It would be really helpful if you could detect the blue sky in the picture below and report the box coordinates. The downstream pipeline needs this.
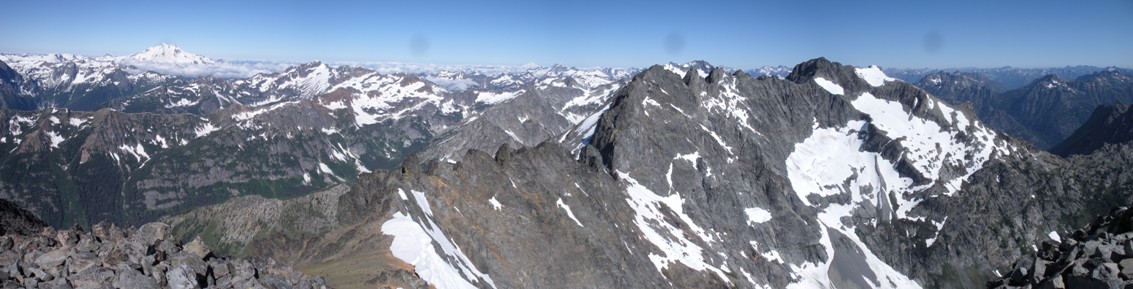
[2,0,1131,68]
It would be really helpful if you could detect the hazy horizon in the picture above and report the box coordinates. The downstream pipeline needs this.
[3,0,1132,69]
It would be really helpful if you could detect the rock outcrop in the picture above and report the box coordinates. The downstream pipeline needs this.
[989,202,1133,288]
[0,221,328,288]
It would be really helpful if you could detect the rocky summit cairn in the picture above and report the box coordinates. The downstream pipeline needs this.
[0,222,328,289]
[989,203,1133,289]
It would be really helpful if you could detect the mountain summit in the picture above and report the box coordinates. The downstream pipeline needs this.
[127,43,218,65]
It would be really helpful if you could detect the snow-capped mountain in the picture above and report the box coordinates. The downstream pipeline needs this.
[0,46,650,228]
[124,43,218,65]
[13,45,1133,289]
[155,58,1133,289]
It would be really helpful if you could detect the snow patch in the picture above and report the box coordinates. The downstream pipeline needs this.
[66,116,86,126]
[571,104,611,157]
[194,122,219,137]
[619,171,729,283]
[118,143,149,163]
[556,198,584,227]
[813,77,844,95]
[381,189,498,289]
[744,208,772,224]
[489,196,503,211]
[475,90,523,105]
[45,131,65,148]
[854,65,895,87]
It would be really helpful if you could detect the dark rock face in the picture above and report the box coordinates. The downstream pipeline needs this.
[0,198,46,236]
[988,203,1133,289]
[0,60,36,111]
[1051,102,1133,157]
[0,221,328,288]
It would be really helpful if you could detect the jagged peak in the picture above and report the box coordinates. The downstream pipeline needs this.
[785,57,842,83]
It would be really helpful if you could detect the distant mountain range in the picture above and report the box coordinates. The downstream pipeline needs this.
[4,44,1133,289]
[0,45,731,227]
[914,68,1133,149]
[887,66,1133,90]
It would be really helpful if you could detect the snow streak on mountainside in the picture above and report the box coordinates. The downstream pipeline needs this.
[783,67,1012,289]
[158,57,1133,289]
[359,58,1025,289]
[548,58,1031,289]
[0,45,661,228]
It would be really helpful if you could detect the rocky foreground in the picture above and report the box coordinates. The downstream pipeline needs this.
[0,222,329,289]
[989,203,1133,288]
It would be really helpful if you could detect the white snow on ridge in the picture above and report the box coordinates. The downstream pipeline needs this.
[571,104,611,157]
[782,89,1008,288]
[618,171,728,283]
[45,131,65,148]
[475,90,523,105]
[165,98,199,108]
[381,189,498,289]
[703,77,758,134]
[561,84,619,124]
[851,92,1000,198]
[855,65,896,87]
[194,122,219,137]
[67,117,87,127]
[813,77,844,95]
[296,63,334,97]
[786,120,913,208]
[332,74,446,126]
[382,212,480,289]
[118,143,150,162]
[556,198,584,227]
[744,208,772,224]
[489,196,503,211]
[663,63,688,78]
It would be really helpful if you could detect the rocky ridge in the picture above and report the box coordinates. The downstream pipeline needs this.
[0,221,328,289]
[162,57,1133,289]
[988,202,1133,288]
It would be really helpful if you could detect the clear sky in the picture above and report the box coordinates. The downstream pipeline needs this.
[2,0,1131,68]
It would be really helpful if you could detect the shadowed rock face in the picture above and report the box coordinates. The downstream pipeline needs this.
[165,58,1133,289]
[0,198,46,236]
[1052,102,1133,157]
